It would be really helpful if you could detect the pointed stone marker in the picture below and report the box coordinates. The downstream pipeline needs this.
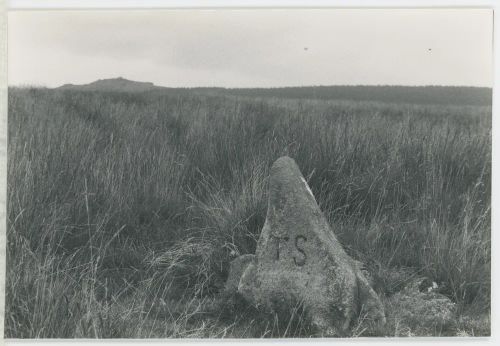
[227,156,385,336]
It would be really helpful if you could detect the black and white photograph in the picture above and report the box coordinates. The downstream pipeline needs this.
[3,6,493,338]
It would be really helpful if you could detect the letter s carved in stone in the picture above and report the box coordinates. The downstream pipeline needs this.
[294,235,307,266]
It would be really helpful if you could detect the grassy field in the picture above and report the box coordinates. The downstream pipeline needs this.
[5,87,491,337]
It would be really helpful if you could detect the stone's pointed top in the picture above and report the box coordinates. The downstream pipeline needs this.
[270,156,302,177]
[267,156,319,221]
[272,157,315,198]
[272,155,296,167]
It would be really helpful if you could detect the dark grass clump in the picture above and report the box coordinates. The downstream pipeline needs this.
[5,87,490,337]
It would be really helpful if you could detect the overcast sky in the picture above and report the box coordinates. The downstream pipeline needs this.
[8,9,493,88]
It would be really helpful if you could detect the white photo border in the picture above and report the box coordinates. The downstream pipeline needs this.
[1,1,497,345]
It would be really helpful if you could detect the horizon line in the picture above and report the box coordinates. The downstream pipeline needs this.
[7,79,494,90]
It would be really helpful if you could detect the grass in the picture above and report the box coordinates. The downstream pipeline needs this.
[4,87,491,337]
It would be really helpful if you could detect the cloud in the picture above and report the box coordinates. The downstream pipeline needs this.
[8,9,493,87]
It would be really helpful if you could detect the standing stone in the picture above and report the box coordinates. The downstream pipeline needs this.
[227,156,385,336]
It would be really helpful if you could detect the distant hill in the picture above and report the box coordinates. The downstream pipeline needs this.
[220,85,492,106]
[54,78,492,106]
[57,77,163,93]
